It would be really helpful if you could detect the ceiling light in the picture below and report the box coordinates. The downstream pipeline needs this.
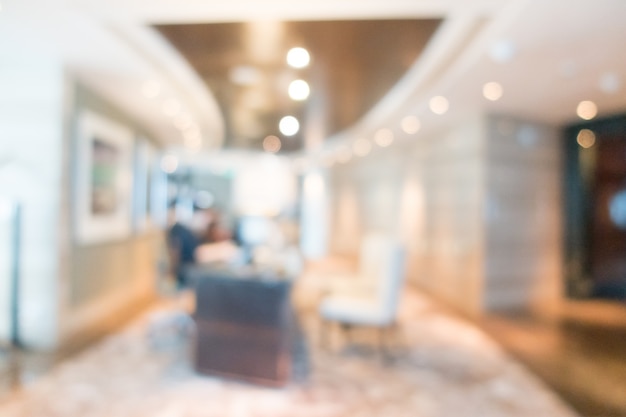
[600,72,621,94]
[279,116,299,136]
[353,138,371,157]
[429,96,449,115]
[162,99,180,117]
[287,47,310,68]
[263,135,282,153]
[489,39,516,63]
[483,82,503,101]
[160,155,179,174]
[401,116,420,134]
[374,128,394,147]
[229,65,261,86]
[288,79,310,101]
[141,80,161,99]
[577,129,596,148]
[576,100,597,120]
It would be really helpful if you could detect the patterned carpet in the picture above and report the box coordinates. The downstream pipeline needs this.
[0,290,579,417]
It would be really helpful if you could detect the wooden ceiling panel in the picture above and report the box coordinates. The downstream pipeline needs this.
[155,19,441,151]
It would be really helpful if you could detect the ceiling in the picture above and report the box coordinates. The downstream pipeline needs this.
[2,0,626,158]
[155,20,440,152]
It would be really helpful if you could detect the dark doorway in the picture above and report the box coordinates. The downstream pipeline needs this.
[564,114,626,299]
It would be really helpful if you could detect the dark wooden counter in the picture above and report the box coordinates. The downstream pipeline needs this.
[188,266,293,386]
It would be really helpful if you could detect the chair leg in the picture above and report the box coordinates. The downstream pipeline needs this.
[341,323,352,346]
[319,318,329,350]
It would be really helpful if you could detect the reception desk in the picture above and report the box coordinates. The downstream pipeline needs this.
[188,266,293,386]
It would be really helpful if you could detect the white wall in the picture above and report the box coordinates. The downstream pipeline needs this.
[328,114,563,315]
[0,47,65,348]
[483,115,563,312]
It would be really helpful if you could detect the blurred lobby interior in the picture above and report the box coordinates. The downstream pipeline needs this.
[1,0,626,416]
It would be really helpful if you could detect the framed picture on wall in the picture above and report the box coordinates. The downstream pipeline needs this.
[149,151,168,229]
[133,138,153,232]
[75,111,134,244]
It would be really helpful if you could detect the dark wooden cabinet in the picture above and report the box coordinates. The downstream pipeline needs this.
[189,267,293,386]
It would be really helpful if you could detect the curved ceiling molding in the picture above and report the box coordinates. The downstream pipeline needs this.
[109,21,225,149]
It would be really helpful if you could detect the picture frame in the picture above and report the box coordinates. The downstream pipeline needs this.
[133,138,153,232]
[149,151,168,229]
[74,111,134,244]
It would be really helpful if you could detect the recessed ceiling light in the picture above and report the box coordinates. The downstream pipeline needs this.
[401,116,420,134]
[288,79,310,101]
[279,116,299,136]
[263,135,282,153]
[429,96,449,115]
[374,128,394,147]
[353,138,371,157]
[577,129,596,148]
[287,47,310,68]
[483,82,503,101]
[576,100,597,120]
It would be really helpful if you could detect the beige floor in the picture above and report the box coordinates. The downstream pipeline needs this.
[0,277,578,417]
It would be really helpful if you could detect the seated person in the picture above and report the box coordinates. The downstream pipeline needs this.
[166,204,199,289]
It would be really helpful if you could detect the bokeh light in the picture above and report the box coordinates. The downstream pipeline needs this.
[577,129,596,148]
[483,82,503,101]
[401,115,420,134]
[288,80,310,101]
[577,100,597,120]
[287,47,310,68]
[263,135,282,153]
[279,116,300,136]
[429,96,449,115]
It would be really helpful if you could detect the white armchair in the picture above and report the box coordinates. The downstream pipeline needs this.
[319,236,407,352]
[324,234,398,296]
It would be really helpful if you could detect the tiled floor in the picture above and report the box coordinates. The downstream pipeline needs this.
[0,287,577,417]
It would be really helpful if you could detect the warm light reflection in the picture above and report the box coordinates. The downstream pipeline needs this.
[288,79,310,101]
[263,135,281,153]
[577,129,596,148]
[353,138,371,157]
[161,154,178,173]
[429,96,449,115]
[401,115,420,134]
[141,80,160,99]
[483,82,503,101]
[577,100,597,120]
[162,99,180,117]
[287,47,310,68]
[279,116,299,136]
[374,128,394,147]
